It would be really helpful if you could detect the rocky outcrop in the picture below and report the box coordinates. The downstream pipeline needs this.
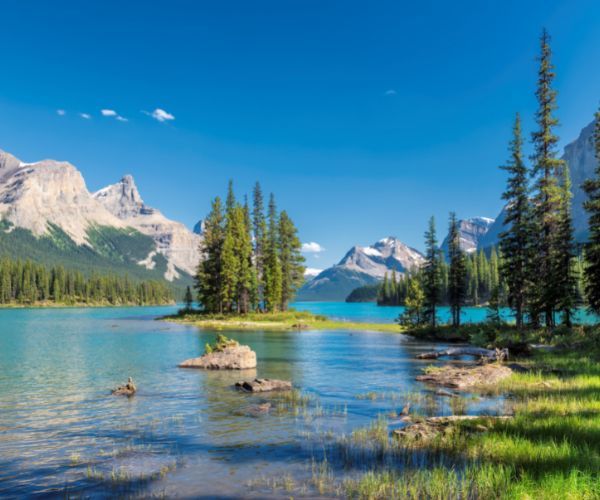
[93,175,202,280]
[235,378,292,392]
[415,363,513,390]
[441,216,494,255]
[112,377,137,397]
[178,345,257,370]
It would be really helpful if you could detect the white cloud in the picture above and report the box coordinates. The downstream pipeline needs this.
[57,109,66,116]
[101,109,118,117]
[79,113,91,119]
[146,108,175,122]
[304,267,323,278]
[384,89,397,96]
[302,242,325,253]
[115,115,128,122]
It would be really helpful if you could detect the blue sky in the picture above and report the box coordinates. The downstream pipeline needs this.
[0,1,599,269]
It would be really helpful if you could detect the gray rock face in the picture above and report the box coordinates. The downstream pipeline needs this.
[297,236,424,301]
[111,377,137,397]
[94,176,202,280]
[235,378,292,392]
[441,216,494,255]
[178,345,257,370]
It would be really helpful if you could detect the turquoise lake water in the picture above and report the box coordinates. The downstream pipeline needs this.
[0,303,547,497]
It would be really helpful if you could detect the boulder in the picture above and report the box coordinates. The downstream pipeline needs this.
[112,377,137,397]
[235,378,292,392]
[178,345,256,370]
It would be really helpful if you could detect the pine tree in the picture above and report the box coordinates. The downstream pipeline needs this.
[582,107,600,314]
[447,212,467,327]
[423,216,441,328]
[184,286,194,311]
[252,182,267,310]
[398,277,425,326]
[196,197,225,313]
[499,113,532,329]
[530,29,564,328]
[278,210,305,310]
[263,194,282,312]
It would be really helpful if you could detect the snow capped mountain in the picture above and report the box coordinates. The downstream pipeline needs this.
[441,216,495,255]
[0,149,200,282]
[93,175,202,280]
[297,236,424,301]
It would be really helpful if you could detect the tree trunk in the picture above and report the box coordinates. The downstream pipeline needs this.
[416,346,509,361]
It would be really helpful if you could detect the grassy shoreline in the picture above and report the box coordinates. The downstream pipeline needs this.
[161,309,403,333]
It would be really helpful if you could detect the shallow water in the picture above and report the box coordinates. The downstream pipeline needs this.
[0,304,510,498]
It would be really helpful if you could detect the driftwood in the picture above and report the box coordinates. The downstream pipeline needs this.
[417,347,509,362]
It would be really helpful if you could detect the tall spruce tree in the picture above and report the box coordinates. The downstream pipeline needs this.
[423,216,441,328]
[447,212,467,327]
[263,193,282,312]
[196,197,225,313]
[530,29,564,328]
[499,113,532,329]
[252,182,267,309]
[555,163,578,326]
[582,108,600,313]
[278,210,305,310]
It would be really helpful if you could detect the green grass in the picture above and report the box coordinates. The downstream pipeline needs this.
[336,348,600,499]
[164,309,403,333]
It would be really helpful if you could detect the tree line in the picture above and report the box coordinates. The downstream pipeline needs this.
[0,258,173,306]
[399,30,598,330]
[195,181,305,314]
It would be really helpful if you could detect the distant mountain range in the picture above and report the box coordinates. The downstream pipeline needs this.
[0,149,201,289]
[299,118,598,302]
[296,237,425,301]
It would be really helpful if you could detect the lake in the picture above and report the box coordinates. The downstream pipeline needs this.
[0,303,520,497]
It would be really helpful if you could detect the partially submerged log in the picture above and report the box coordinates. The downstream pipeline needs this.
[417,347,509,362]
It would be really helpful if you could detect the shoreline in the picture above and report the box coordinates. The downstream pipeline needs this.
[0,301,176,310]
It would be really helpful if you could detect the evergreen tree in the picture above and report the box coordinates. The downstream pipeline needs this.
[278,210,305,310]
[530,29,564,328]
[555,163,578,326]
[263,194,282,312]
[398,277,425,326]
[582,107,600,314]
[423,216,441,328]
[447,212,467,327]
[184,286,194,311]
[196,197,225,313]
[252,182,267,309]
[499,113,532,329]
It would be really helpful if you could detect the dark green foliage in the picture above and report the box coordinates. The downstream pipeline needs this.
[530,29,565,328]
[447,212,467,327]
[499,113,533,329]
[195,183,304,314]
[345,284,380,302]
[583,109,600,314]
[422,216,441,328]
[184,285,194,310]
[0,257,172,306]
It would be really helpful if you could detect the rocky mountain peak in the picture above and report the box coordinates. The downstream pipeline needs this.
[93,174,148,219]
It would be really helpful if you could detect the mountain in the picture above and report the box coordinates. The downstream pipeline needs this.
[480,119,598,250]
[93,175,202,280]
[0,149,200,286]
[440,216,494,255]
[296,237,424,301]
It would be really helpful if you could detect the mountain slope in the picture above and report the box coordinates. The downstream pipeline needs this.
[440,216,494,255]
[0,149,198,288]
[481,119,597,249]
[93,175,202,280]
[297,237,424,301]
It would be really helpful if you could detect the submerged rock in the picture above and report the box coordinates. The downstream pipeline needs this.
[235,378,292,392]
[233,402,272,417]
[178,345,257,370]
[112,377,137,397]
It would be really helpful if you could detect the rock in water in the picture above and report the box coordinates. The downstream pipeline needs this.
[235,378,292,392]
[112,377,137,397]
[178,345,257,370]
